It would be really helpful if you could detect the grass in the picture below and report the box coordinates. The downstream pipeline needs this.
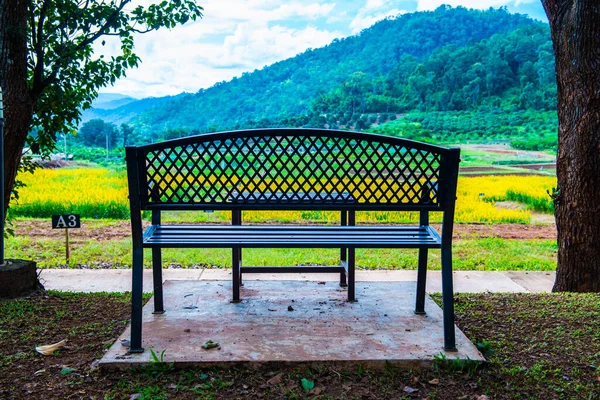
[1,291,598,399]
[6,235,557,270]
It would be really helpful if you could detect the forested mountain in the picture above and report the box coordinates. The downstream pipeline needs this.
[78,6,557,153]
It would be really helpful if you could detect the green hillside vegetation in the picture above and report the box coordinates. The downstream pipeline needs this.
[74,6,558,161]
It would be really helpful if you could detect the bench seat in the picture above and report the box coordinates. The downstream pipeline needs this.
[142,225,442,249]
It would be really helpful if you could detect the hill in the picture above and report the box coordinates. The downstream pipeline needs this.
[79,6,557,152]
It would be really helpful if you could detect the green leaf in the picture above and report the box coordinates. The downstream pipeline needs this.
[301,378,315,392]
[61,367,76,375]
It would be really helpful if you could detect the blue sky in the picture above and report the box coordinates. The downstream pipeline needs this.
[100,0,547,99]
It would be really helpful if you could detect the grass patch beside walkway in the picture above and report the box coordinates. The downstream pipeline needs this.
[1,291,598,399]
[6,237,557,271]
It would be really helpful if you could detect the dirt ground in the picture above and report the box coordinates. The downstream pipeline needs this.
[14,219,557,241]
[1,292,598,399]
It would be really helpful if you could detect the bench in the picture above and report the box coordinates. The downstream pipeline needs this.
[125,128,460,353]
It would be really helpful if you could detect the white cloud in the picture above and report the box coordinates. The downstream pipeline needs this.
[349,1,407,34]
[98,1,341,97]
[350,8,406,33]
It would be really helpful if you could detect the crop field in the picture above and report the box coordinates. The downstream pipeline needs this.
[11,167,555,224]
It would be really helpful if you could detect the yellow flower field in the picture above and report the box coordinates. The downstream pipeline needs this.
[11,168,555,224]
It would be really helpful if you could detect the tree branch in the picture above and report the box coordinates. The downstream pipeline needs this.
[31,0,50,97]
[42,0,131,88]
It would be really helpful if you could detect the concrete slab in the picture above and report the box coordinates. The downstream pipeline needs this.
[202,269,529,293]
[503,271,555,293]
[100,280,484,369]
[38,269,202,292]
[38,268,546,293]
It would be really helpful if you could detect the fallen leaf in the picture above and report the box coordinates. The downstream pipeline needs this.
[120,339,130,347]
[35,339,68,356]
[201,340,220,350]
[309,387,323,395]
[33,369,46,376]
[301,378,315,392]
[267,373,283,386]
[428,378,439,385]
[476,396,489,400]
[403,386,418,393]
[129,394,142,400]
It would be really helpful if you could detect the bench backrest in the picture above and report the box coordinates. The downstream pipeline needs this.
[126,129,460,212]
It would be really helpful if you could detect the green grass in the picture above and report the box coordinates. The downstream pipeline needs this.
[7,236,557,270]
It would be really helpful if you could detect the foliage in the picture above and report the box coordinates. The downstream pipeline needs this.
[372,110,558,151]
[22,0,203,156]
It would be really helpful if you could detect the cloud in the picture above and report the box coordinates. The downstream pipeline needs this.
[349,0,408,34]
[350,8,406,33]
[98,1,341,97]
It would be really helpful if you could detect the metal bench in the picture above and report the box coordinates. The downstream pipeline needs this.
[125,128,460,353]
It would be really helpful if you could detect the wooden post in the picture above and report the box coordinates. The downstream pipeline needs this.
[65,228,70,264]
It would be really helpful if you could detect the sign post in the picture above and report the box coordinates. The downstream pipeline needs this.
[52,214,81,264]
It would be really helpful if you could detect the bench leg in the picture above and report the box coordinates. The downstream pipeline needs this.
[130,244,144,353]
[152,248,165,314]
[232,247,241,303]
[441,244,457,351]
[233,210,243,287]
[347,248,356,302]
[340,210,347,287]
[415,248,428,315]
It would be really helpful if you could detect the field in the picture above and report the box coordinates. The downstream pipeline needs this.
[6,158,558,270]
[11,167,555,224]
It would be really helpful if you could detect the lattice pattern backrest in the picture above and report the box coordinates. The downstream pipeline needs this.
[140,131,444,208]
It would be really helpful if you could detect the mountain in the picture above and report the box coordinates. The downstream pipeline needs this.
[82,94,183,126]
[85,6,556,142]
[91,93,137,109]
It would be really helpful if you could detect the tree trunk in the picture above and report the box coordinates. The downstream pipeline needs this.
[0,0,35,216]
[542,1,600,292]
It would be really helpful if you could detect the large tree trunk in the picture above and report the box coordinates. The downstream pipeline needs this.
[0,0,35,216]
[542,1,600,292]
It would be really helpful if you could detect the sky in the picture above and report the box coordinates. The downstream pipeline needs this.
[98,0,548,99]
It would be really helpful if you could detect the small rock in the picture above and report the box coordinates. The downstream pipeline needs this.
[403,386,418,393]
[287,306,294,311]
[184,329,191,333]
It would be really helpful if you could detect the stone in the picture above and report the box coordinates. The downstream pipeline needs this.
[0,259,38,298]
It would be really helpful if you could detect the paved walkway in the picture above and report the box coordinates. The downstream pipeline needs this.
[38,269,555,293]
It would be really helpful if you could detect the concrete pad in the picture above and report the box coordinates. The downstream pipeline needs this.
[38,269,202,292]
[38,268,538,293]
[100,280,484,369]
[503,271,555,293]
[202,269,529,293]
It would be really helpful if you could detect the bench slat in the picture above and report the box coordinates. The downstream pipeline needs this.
[142,225,441,249]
